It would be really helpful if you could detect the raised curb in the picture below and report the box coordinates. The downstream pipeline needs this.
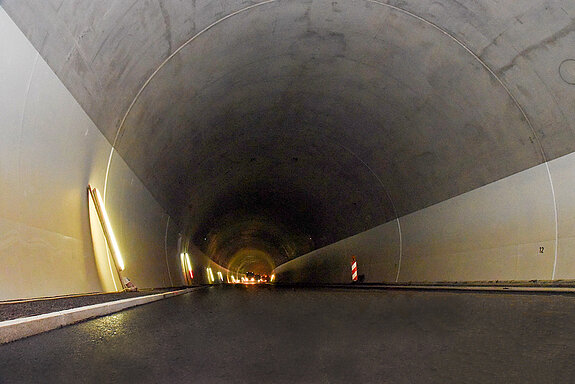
[0,287,204,344]
[273,283,575,293]
[351,284,575,293]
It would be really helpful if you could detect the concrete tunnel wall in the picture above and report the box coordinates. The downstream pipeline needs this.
[275,154,575,283]
[0,8,225,300]
[1,1,575,299]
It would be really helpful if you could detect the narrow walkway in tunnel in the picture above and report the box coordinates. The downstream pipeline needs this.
[1,286,574,383]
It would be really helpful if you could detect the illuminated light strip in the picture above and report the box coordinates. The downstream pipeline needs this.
[89,186,125,271]
[206,268,215,283]
[185,253,193,279]
[180,252,194,283]
[180,253,186,278]
[217,271,224,282]
[270,274,275,282]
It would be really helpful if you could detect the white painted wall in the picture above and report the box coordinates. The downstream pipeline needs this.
[0,7,186,300]
[275,154,575,284]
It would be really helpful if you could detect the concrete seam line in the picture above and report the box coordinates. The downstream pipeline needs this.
[336,143,399,222]
[103,0,276,200]
[395,217,403,282]
[368,0,547,164]
[545,161,559,280]
[164,215,174,286]
[0,288,201,344]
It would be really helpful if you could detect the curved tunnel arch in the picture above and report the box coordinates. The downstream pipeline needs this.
[1,0,575,297]
[109,0,546,272]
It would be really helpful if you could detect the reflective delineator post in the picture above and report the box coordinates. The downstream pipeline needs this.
[351,256,358,282]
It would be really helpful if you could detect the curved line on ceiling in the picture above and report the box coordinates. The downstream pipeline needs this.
[368,0,557,279]
[101,0,556,272]
[103,0,277,199]
[105,0,547,199]
[368,0,546,163]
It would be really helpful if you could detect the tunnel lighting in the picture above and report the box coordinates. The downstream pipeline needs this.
[217,271,224,282]
[180,253,185,277]
[89,185,125,271]
[184,252,194,279]
[270,274,275,282]
[206,267,215,283]
[181,253,193,279]
[186,253,193,279]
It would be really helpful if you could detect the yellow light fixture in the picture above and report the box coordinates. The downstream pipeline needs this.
[180,253,185,276]
[181,252,193,280]
[88,185,125,271]
[206,267,215,283]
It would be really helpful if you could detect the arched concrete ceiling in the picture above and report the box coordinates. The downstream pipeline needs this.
[4,0,575,269]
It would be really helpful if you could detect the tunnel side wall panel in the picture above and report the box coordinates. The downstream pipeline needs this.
[398,162,555,282]
[104,155,176,290]
[275,155,575,283]
[274,221,400,283]
[549,151,575,279]
[0,7,176,300]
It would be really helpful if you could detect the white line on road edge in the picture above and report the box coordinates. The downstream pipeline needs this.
[0,287,203,344]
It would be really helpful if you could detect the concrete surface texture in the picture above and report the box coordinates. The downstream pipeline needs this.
[1,286,575,383]
[1,0,575,298]
[0,6,176,299]
[0,7,222,300]
[274,155,566,283]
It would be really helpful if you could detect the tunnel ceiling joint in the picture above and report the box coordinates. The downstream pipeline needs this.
[369,0,548,164]
[103,0,277,201]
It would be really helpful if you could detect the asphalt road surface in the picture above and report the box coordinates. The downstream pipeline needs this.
[1,285,574,383]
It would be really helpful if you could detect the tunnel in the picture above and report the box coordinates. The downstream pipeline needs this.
[1,0,575,381]
[0,0,575,383]
[3,0,575,296]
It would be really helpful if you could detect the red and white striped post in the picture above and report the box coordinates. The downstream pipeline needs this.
[351,256,358,282]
